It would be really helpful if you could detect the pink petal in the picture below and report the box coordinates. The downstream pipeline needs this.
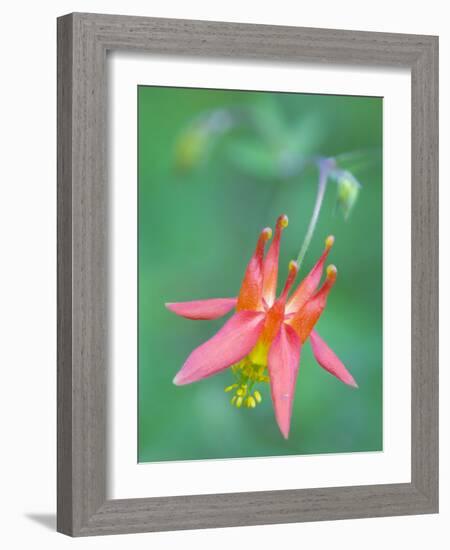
[310,330,358,388]
[165,297,237,320]
[236,227,271,312]
[173,311,265,385]
[262,215,288,307]
[286,236,334,314]
[288,265,337,343]
[268,324,301,439]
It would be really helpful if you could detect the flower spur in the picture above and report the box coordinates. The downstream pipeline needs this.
[166,215,357,438]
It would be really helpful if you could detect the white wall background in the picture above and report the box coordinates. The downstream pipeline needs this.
[0,1,446,548]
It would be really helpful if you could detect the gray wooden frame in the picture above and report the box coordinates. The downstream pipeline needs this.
[57,12,438,537]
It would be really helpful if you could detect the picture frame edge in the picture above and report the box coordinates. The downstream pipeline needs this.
[57,12,439,537]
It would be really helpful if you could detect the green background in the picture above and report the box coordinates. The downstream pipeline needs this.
[138,86,382,462]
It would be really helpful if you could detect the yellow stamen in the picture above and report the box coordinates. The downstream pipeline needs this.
[280,215,289,228]
[225,359,268,409]
[247,396,256,408]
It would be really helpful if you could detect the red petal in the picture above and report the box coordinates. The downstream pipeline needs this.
[289,265,337,343]
[310,330,358,388]
[262,215,288,307]
[256,261,299,354]
[286,236,334,314]
[237,227,272,312]
[173,311,265,385]
[166,297,237,320]
[268,324,301,439]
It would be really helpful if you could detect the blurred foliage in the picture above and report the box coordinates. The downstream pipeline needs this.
[138,86,383,462]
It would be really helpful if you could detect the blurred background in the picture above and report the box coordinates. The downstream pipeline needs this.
[138,86,382,462]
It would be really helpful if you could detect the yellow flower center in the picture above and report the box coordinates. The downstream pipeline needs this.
[224,357,269,408]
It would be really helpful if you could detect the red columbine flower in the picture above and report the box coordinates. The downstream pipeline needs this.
[166,215,357,438]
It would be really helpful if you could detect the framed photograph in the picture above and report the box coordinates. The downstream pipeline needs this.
[57,12,438,536]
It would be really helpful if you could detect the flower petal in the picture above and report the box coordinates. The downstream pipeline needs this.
[237,227,272,312]
[251,261,299,365]
[268,324,301,439]
[289,265,337,343]
[173,311,265,385]
[286,236,334,314]
[262,215,288,307]
[310,330,358,388]
[165,297,237,320]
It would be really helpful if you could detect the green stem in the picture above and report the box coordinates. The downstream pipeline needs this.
[296,159,334,266]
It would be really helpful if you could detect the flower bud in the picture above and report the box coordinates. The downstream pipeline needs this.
[335,171,361,220]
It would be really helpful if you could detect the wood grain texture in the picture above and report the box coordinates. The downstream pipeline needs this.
[410,35,439,506]
[57,13,74,535]
[57,12,439,537]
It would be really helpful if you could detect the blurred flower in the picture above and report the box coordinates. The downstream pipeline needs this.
[174,129,208,173]
[331,169,362,220]
[166,215,357,439]
[172,96,368,231]
[174,108,236,173]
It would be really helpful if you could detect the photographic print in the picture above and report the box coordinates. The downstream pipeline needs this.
[138,86,382,462]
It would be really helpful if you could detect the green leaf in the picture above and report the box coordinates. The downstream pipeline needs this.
[226,137,279,180]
